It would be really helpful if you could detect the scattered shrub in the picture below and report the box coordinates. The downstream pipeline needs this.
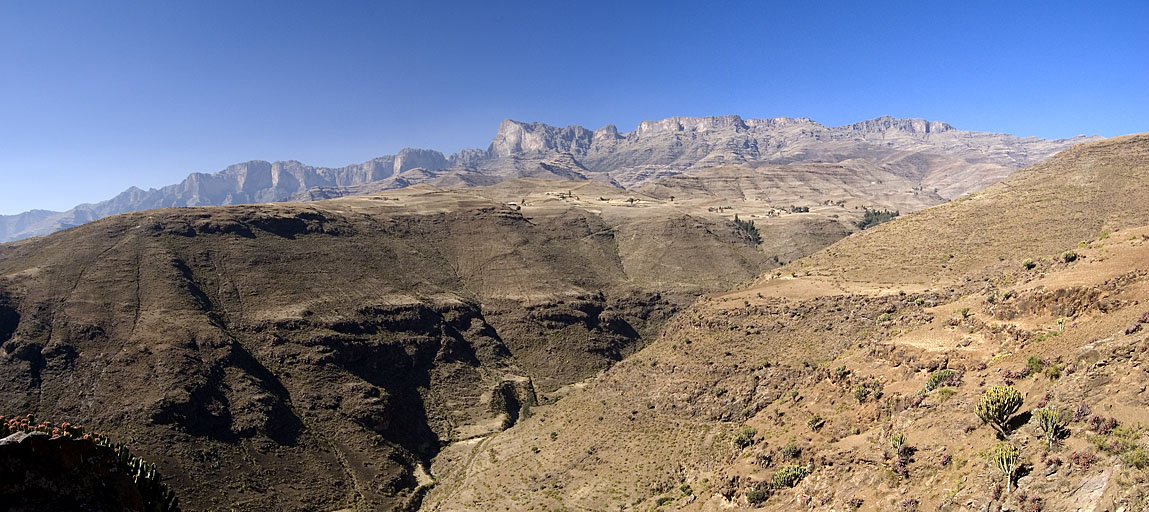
[1061,250,1077,263]
[734,426,758,449]
[924,368,959,392]
[976,386,1024,436]
[1025,356,1046,376]
[1073,404,1091,422]
[781,442,802,459]
[1122,447,1149,469]
[889,431,907,453]
[746,487,770,504]
[1022,258,1036,270]
[988,442,1022,493]
[1070,450,1098,470]
[733,215,762,245]
[854,380,884,403]
[936,387,957,402]
[1033,407,1069,449]
[807,415,825,431]
[1088,415,1118,435]
[771,464,809,488]
[856,208,899,230]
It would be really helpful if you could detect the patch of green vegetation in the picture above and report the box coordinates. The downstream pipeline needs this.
[988,352,1013,365]
[856,208,900,230]
[854,379,884,403]
[976,386,1023,436]
[746,488,770,504]
[1091,425,1145,465]
[733,426,758,449]
[1022,258,1036,270]
[1061,250,1078,263]
[1026,356,1046,376]
[654,496,674,507]
[733,215,762,245]
[807,415,825,431]
[923,368,958,393]
[772,465,809,488]
[781,442,802,459]
[936,387,957,402]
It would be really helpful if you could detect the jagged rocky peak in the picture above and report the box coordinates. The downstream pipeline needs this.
[394,148,448,173]
[593,124,621,141]
[489,119,595,158]
[840,115,955,134]
[634,115,748,136]
[743,116,820,129]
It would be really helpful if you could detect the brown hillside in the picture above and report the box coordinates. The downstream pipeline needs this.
[0,180,835,511]
[424,135,1149,512]
[789,134,1149,286]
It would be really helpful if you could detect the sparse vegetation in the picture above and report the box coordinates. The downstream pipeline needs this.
[746,487,770,504]
[733,215,762,245]
[856,208,899,230]
[1033,406,1069,449]
[780,442,802,459]
[976,386,1024,436]
[988,442,1021,494]
[1022,258,1036,270]
[854,379,884,403]
[1061,250,1077,263]
[1025,356,1046,376]
[807,415,825,431]
[771,464,809,488]
[734,426,758,449]
[923,368,959,393]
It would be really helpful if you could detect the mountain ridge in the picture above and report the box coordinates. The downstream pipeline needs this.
[0,115,1098,242]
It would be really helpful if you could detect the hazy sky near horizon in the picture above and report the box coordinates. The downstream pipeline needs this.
[1,0,1146,214]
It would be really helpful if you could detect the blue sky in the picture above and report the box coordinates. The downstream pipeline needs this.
[1,0,1146,214]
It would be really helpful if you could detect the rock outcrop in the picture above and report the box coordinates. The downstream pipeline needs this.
[0,115,1097,242]
[0,431,146,511]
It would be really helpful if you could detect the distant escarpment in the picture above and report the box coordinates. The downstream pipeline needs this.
[0,115,1096,242]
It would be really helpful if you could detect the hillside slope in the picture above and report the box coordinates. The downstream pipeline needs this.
[423,135,1149,512]
[0,180,793,511]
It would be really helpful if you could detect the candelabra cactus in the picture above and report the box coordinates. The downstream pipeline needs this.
[772,464,809,488]
[1033,406,1069,449]
[976,386,1023,436]
[988,442,1021,494]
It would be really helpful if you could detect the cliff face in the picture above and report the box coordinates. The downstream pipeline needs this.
[0,115,1097,242]
[0,432,146,511]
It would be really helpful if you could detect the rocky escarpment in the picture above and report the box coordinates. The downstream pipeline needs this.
[1,115,1096,242]
[0,431,147,511]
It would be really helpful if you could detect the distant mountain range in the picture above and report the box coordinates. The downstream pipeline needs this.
[0,115,1097,242]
